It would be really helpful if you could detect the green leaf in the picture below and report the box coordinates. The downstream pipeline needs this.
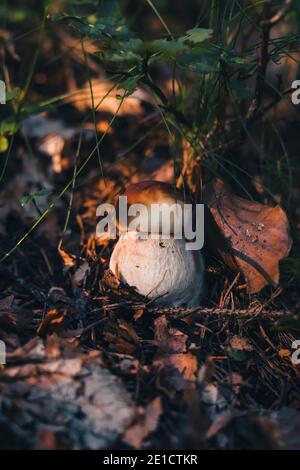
[22,102,57,115]
[146,39,188,63]
[181,27,213,45]
[21,189,52,207]
[0,136,9,153]
[220,49,254,69]
[101,49,141,62]
[150,38,187,54]
[0,119,18,135]
[120,75,142,97]
[228,348,247,362]
[64,15,134,42]
[98,38,143,63]
[6,89,20,102]
[50,12,65,21]
[177,43,220,73]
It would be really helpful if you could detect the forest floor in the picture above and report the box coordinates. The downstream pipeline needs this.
[1,2,300,450]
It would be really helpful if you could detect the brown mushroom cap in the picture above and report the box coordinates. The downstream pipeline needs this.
[122,180,189,204]
[116,181,191,234]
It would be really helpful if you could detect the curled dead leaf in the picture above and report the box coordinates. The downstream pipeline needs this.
[58,247,76,269]
[206,179,292,294]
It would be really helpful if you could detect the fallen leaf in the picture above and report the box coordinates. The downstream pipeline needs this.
[153,316,197,390]
[229,335,254,351]
[278,348,291,358]
[37,309,67,336]
[102,268,120,290]
[0,295,14,315]
[206,179,292,293]
[206,411,237,439]
[104,332,137,356]
[0,337,134,450]
[161,353,198,390]
[123,397,162,448]
[0,295,16,328]
[58,247,76,268]
[72,261,90,288]
[133,307,144,321]
[154,316,187,354]
[117,319,139,345]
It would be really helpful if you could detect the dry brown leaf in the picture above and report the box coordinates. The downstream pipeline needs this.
[102,268,120,290]
[72,261,90,288]
[278,348,291,359]
[153,316,197,391]
[58,247,76,268]
[104,332,137,356]
[37,309,67,336]
[154,316,187,354]
[163,353,198,386]
[133,307,144,321]
[207,179,292,293]
[123,397,162,448]
[117,319,139,345]
[0,295,16,328]
[229,335,254,351]
[150,159,175,183]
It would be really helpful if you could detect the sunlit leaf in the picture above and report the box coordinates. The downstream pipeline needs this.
[120,76,141,97]
[0,119,18,135]
[150,38,187,54]
[98,38,143,62]
[0,136,9,153]
[177,43,220,73]
[6,89,20,102]
[21,189,52,207]
[181,27,213,44]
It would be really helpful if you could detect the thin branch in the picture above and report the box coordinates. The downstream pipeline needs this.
[148,305,296,319]
[261,0,293,27]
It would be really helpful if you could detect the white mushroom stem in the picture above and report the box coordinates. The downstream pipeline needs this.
[109,231,204,307]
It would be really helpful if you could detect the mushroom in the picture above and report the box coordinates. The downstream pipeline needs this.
[109,181,204,307]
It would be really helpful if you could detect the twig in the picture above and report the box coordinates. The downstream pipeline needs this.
[147,305,296,319]
[261,0,293,27]
[247,0,293,122]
